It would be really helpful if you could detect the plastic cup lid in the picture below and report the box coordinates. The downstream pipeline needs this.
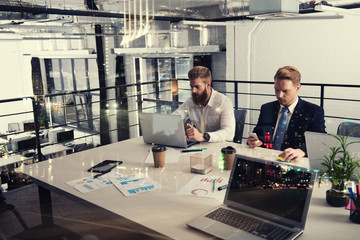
[221,146,236,154]
[152,145,166,152]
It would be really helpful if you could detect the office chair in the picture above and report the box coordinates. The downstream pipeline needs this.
[233,109,247,144]
[337,122,360,138]
[0,187,29,231]
[0,186,80,240]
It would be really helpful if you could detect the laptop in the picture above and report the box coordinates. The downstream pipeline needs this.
[305,131,360,177]
[139,112,198,148]
[187,154,315,240]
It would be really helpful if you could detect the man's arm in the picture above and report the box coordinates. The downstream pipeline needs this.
[278,148,305,162]
[172,102,187,119]
[282,103,326,160]
[185,125,205,142]
[252,103,276,145]
[308,106,326,133]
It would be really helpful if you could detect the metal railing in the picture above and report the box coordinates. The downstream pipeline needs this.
[210,80,360,133]
[0,79,359,165]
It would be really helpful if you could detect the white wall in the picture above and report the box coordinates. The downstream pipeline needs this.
[226,13,360,135]
[0,34,101,135]
[0,39,35,133]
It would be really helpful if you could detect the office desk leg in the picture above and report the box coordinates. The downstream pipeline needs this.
[38,185,54,225]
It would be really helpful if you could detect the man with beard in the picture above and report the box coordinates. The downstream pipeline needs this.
[173,66,235,142]
[247,66,326,161]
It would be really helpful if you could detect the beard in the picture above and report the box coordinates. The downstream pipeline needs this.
[192,88,209,105]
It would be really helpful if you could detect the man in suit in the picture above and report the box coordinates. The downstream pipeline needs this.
[248,66,326,161]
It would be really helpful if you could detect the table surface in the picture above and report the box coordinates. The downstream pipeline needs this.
[17,137,360,240]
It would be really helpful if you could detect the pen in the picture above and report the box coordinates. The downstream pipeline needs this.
[181,148,207,153]
[218,184,228,191]
[213,179,216,192]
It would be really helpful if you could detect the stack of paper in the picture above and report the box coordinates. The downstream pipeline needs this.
[109,174,162,197]
[177,175,229,202]
[67,176,113,193]
[67,173,162,196]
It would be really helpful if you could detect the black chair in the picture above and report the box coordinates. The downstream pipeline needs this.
[0,187,29,231]
[233,109,247,144]
[0,187,80,240]
[337,122,360,137]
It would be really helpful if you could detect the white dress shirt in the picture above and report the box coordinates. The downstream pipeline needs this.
[173,89,235,142]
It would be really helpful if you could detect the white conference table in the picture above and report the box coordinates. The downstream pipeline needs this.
[17,137,359,240]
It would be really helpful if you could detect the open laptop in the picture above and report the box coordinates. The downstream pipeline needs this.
[139,112,198,148]
[187,154,315,240]
[305,131,360,177]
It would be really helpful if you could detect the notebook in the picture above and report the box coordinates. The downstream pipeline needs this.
[305,131,360,177]
[139,112,198,148]
[187,154,315,240]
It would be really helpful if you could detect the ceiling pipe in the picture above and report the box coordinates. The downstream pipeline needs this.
[0,4,196,22]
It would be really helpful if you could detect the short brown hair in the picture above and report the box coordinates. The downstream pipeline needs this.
[274,66,301,85]
[188,66,212,83]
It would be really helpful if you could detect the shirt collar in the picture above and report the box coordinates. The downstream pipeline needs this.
[202,88,215,107]
[280,96,298,114]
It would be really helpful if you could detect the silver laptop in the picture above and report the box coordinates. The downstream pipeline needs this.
[305,131,360,177]
[139,112,198,148]
[187,154,315,240]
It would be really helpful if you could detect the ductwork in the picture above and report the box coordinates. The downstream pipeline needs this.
[1,0,360,22]
[0,0,48,20]
[249,0,299,15]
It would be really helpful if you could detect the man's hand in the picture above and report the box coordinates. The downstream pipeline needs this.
[247,136,263,149]
[186,124,205,142]
[278,148,305,162]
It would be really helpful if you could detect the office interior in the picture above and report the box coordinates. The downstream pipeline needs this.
[0,0,360,239]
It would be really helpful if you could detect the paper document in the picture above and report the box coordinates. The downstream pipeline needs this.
[144,147,180,164]
[109,173,162,197]
[67,176,112,193]
[177,175,229,202]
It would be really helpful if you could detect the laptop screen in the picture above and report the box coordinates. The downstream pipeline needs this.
[57,130,74,143]
[224,155,315,229]
[139,113,192,148]
[305,131,360,178]
[17,137,37,151]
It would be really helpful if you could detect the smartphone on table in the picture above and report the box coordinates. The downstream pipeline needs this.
[87,160,123,173]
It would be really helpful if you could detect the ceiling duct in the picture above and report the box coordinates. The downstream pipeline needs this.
[0,0,49,20]
[249,0,299,15]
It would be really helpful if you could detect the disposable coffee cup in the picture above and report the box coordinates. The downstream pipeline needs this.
[221,146,236,170]
[152,145,166,168]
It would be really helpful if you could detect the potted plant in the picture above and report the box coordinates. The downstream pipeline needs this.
[321,133,360,207]
[0,143,8,158]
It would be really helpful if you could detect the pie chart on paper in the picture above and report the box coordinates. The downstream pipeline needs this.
[191,189,208,196]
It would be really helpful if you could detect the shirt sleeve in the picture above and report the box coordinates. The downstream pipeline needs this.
[208,97,235,142]
[172,100,190,119]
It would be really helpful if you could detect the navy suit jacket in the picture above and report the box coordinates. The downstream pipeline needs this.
[253,97,326,155]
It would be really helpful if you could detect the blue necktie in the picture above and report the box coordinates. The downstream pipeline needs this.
[273,107,289,150]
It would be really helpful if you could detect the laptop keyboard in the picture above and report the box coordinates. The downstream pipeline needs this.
[205,208,294,240]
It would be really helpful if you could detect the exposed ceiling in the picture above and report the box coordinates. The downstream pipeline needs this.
[2,0,359,21]
[1,0,360,38]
